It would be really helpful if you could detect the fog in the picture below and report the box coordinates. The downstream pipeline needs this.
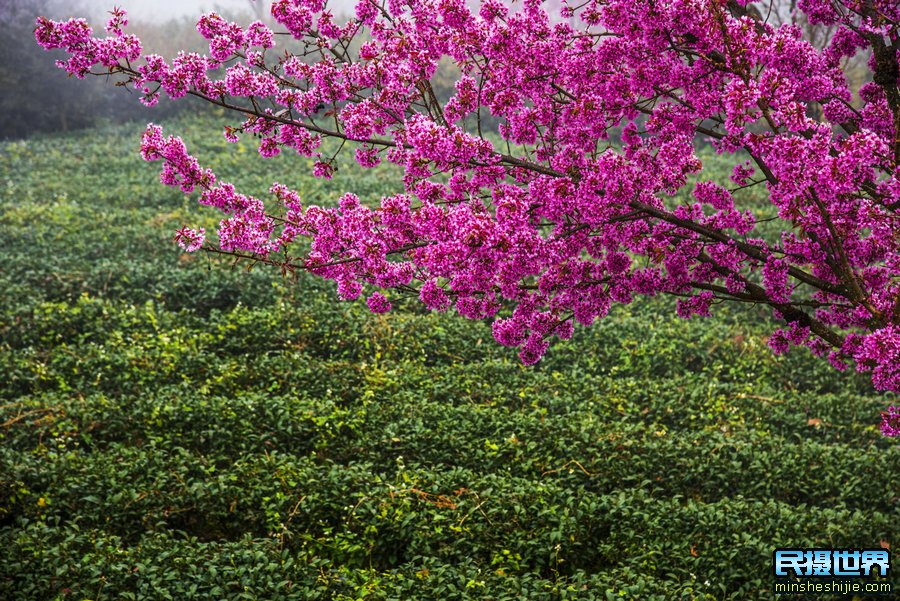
[84,0,258,21]
[72,0,357,22]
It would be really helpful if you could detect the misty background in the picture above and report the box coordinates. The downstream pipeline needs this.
[0,0,870,140]
[0,0,355,139]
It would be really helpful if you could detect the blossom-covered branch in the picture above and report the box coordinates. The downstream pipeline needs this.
[35,0,900,399]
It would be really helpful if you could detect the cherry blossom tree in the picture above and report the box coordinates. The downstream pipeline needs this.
[34,0,900,429]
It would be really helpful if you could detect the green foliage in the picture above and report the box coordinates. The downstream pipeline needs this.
[1,117,897,600]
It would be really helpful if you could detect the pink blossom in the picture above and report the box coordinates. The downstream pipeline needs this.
[174,227,205,252]
[881,407,900,437]
[312,161,334,179]
[366,292,392,313]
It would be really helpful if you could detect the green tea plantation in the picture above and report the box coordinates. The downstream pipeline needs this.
[1,115,897,600]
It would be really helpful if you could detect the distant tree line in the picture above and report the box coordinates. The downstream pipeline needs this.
[0,1,242,139]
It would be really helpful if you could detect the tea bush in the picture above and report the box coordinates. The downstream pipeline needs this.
[1,116,897,599]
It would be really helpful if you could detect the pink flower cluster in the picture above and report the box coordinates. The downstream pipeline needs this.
[174,227,206,252]
[196,13,275,62]
[35,1,900,409]
[882,406,900,437]
[34,9,141,78]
